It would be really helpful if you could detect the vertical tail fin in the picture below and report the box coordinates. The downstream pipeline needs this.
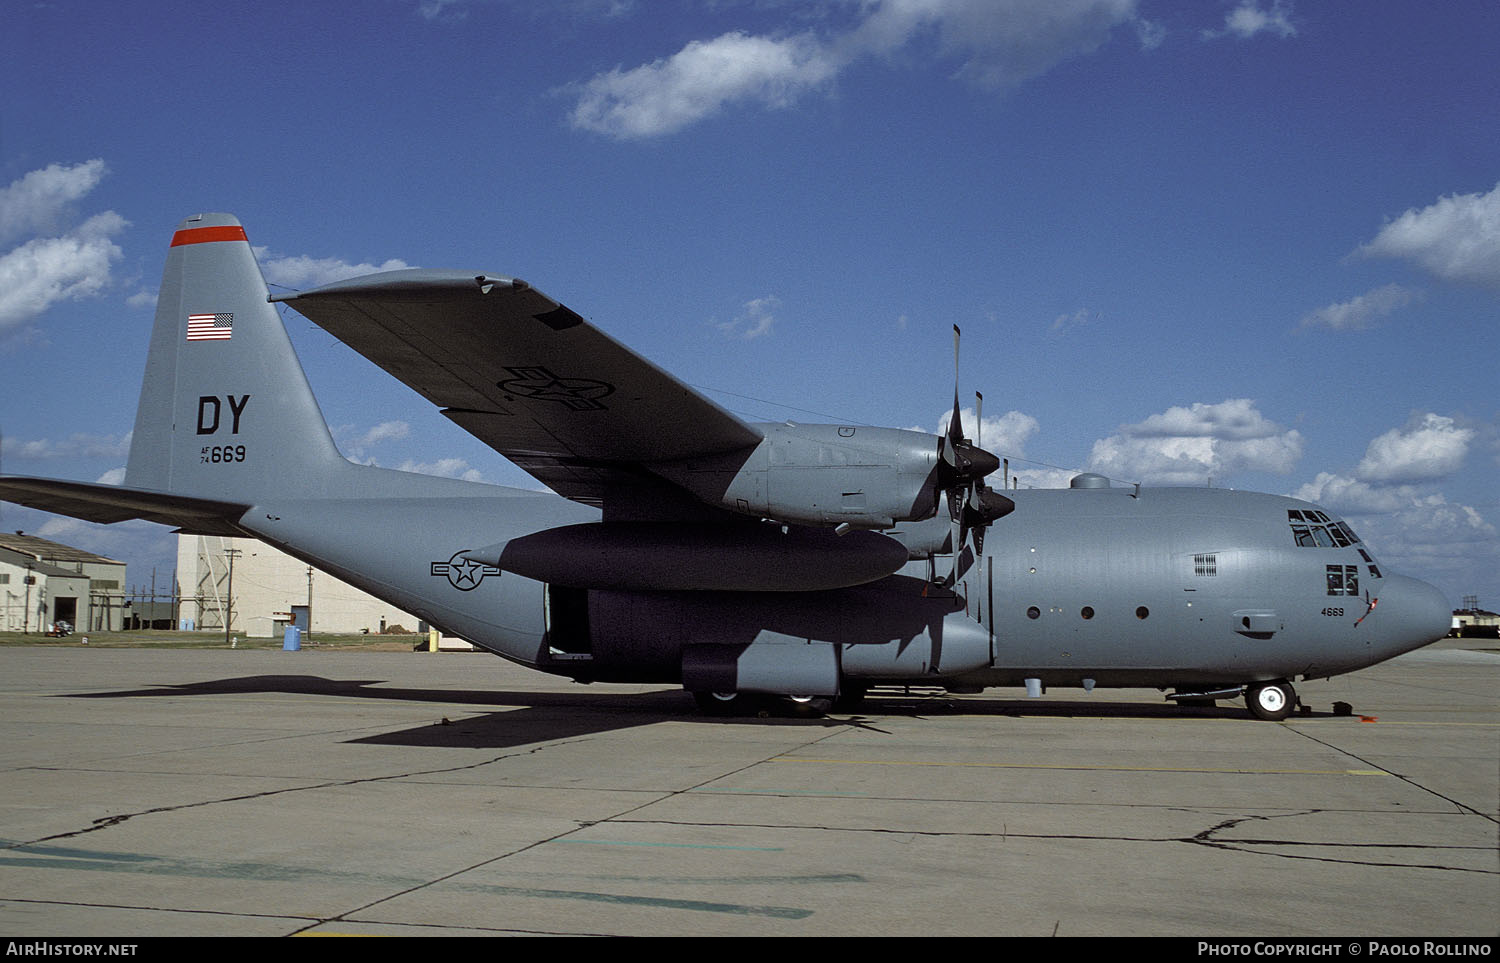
[124,214,345,500]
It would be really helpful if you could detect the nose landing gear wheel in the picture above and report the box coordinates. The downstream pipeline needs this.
[1245,680,1296,721]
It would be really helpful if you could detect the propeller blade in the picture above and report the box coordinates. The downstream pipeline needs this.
[933,325,1005,582]
[937,328,998,484]
[943,325,965,466]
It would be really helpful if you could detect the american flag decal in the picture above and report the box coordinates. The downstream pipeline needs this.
[186,312,233,341]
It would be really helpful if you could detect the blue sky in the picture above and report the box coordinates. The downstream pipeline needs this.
[2,0,1496,608]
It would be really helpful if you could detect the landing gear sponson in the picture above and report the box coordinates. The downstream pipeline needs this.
[699,679,1302,721]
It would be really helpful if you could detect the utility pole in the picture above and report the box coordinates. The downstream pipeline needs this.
[22,561,33,635]
[306,565,313,641]
[223,547,241,646]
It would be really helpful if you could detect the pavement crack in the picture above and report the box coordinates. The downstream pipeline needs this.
[8,734,599,851]
[300,724,852,929]
[601,810,1497,877]
[1189,810,1496,874]
[1287,725,1499,826]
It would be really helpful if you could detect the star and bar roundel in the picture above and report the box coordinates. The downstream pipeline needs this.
[431,551,502,591]
[497,365,614,411]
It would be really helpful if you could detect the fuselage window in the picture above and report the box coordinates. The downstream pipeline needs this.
[1026,606,1040,620]
[1081,606,1094,620]
[1135,606,1149,620]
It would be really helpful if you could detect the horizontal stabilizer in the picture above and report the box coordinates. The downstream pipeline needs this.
[0,476,249,535]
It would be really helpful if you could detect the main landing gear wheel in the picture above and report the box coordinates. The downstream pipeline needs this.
[1244,680,1296,721]
[783,695,834,718]
[693,691,750,716]
[691,691,835,718]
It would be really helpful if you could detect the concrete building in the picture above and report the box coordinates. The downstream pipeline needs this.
[0,533,126,633]
[1451,597,1498,639]
[176,534,421,638]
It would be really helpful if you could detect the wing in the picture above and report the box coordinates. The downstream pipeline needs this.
[273,271,763,506]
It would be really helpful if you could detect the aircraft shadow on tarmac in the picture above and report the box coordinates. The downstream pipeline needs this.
[54,674,1356,750]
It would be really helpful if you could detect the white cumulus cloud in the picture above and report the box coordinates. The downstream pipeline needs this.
[851,0,1140,90]
[0,159,109,245]
[1009,466,1080,490]
[570,30,840,139]
[253,249,415,291]
[2,431,132,460]
[1295,471,1412,515]
[337,420,413,460]
[27,513,177,579]
[717,296,780,340]
[397,457,486,483]
[1357,181,1500,289]
[567,0,1145,138]
[933,406,1041,457]
[1354,413,1473,484]
[1087,399,1303,485]
[1202,1,1297,41]
[1297,479,1496,585]
[0,166,127,332]
[1293,415,1496,589]
[1300,283,1418,330]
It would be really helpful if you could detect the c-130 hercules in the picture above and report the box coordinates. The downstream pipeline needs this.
[0,214,1450,719]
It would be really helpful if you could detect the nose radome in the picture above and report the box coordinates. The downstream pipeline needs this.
[1377,575,1451,655]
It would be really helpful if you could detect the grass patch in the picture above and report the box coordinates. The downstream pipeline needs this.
[0,629,428,651]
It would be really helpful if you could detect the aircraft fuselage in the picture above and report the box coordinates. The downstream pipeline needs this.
[235,478,1448,701]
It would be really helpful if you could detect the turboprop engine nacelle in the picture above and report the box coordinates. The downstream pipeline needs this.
[467,521,911,591]
[648,423,943,529]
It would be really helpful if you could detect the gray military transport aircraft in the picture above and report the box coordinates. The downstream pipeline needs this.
[0,214,1451,720]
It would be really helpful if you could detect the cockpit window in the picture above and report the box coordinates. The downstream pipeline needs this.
[1326,564,1359,596]
[1288,510,1362,548]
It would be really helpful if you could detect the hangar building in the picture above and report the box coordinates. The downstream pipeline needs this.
[0,532,126,633]
[176,534,421,638]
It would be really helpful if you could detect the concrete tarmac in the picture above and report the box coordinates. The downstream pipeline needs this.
[0,642,1495,937]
